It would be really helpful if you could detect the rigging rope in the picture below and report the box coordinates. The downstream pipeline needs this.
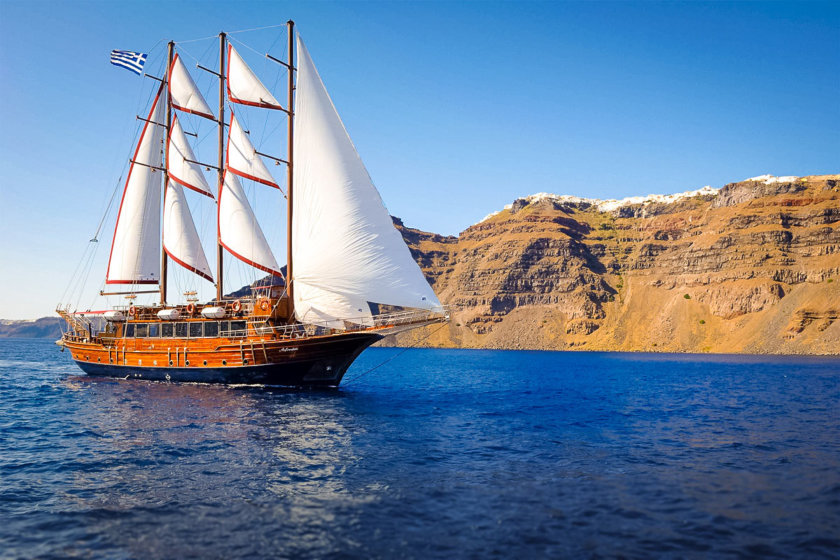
[228,23,288,35]
[342,322,449,385]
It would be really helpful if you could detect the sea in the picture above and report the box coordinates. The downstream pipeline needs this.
[1,339,838,559]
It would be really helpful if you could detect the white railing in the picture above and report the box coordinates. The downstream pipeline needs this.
[249,307,450,338]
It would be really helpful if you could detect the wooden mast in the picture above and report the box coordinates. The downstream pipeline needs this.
[160,41,174,305]
[286,20,295,320]
[216,32,226,303]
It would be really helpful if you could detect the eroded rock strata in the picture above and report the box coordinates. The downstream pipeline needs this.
[386,174,840,354]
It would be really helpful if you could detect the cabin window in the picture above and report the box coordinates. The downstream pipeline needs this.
[230,321,247,337]
[124,324,135,337]
[175,322,188,338]
[161,323,173,337]
[148,324,159,337]
[204,321,219,337]
[189,322,203,338]
[135,324,148,337]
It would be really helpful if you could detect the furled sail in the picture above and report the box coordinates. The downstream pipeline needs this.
[167,115,213,197]
[163,181,213,281]
[218,171,283,276]
[226,113,279,189]
[291,36,442,324]
[168,53,214,120]
[106,86,166,284]
[226,44,284,110]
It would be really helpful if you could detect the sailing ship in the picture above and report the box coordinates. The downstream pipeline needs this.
[56,22,447,386]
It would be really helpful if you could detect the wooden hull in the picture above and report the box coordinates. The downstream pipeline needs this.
[65,331,383,387]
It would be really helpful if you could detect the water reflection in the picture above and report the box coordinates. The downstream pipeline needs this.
[56,377,377,557]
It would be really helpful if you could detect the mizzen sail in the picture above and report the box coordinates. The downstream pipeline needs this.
[226,44,284,110]
[106,86,166,284]
[226,113,279,189]
[163,181,213,281]
[291,36,442,323]
[218,171,282,277]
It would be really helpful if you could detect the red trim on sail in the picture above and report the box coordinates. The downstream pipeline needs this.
[170,173,215,198]
[166,114,215,198]
[217,170,285,279]
[226,44,286,111]
[168,53,215,121]
[227,168,280,190]
[165,247,214,282]
[220,240,285,278]
[105,84,165,286]
[224,110,280,189]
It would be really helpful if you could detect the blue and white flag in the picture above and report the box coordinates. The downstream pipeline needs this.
[110,50,147,75]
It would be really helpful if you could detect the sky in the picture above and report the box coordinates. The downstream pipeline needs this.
[0,0,838,320]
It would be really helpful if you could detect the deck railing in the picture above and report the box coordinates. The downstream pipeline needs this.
[58,306,450,343]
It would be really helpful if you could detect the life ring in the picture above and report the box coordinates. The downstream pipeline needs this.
[186,303,196,315]
[128,305,136,317]
[259,299,270,312]
[232,300,242,313]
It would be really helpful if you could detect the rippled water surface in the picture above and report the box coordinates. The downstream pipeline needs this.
[1,339,838,558]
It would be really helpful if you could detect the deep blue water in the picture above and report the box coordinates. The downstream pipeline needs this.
[1,339,838,559]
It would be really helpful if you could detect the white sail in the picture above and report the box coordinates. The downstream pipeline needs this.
[168,53,214,120]
[227,113,279,189]
[292,36,442,324]
[106,87,165,284]
[163,181,213,281]
[168,115,213,197]
[226,44,284,110]
[218,171,283,276]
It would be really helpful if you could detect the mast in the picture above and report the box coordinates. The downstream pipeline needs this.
[160,41,174,305]
[286,20,295,319]
[216,32,226,302]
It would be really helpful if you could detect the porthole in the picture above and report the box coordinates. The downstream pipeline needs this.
[97,358,101,362]
[243,359,249,365]
[203,360,207,366]
[153,360,158,366]
[222,360,227,366]
[185,360,190,366]
[169,360,173,366]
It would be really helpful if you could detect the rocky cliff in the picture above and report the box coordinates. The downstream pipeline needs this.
[0,318,64,339]
[387,174,840,354]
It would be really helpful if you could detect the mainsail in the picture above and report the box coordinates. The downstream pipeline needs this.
[226,113,279,189]
[106,86,166,284]
[218,171,282,276]
[291,36,442,323]
[163,181,213,281]
[168,115,213,197]
[168,53,215,120]
[227,44,284,110]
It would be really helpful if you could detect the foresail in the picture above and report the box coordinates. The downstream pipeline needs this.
[106,86,165,284]
[163,181,213,281]
[227,113,279,189]
[218,171,283,277]
[291,36,442,324]
[226,44,284,110]
[168,116,213,197]
[168,53,214,120]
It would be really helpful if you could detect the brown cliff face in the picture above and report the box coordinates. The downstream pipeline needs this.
[387,174,840,354]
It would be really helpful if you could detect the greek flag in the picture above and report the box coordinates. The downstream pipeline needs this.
[110,50,147,75]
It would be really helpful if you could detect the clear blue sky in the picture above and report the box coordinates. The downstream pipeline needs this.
[1,0,838,319]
